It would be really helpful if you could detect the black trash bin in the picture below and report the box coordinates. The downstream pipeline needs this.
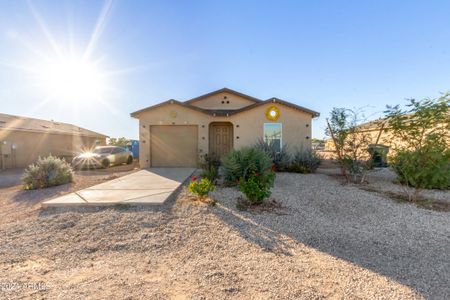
[368,144,389,167]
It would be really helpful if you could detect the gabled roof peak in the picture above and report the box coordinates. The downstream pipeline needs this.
[184,87,262,104]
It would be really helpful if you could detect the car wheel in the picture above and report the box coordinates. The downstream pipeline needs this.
[126,156,133,165]
[101,159,110,169]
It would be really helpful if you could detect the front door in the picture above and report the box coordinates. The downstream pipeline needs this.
[209,122,233,158]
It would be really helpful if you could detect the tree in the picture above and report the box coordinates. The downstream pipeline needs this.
[326,108,375,183]
[108,137,131,148]
[384,94,450,198]
[385,94,450,151]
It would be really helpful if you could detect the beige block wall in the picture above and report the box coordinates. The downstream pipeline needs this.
[0,130,105,168]
[189,92,257,110]
[324,128,401,160]
[136,101,313,168]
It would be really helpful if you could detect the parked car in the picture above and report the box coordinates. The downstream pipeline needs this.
[72,146,133,169]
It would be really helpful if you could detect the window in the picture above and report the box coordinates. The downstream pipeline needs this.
[264,123,282,152]
[112,148,126,154]
[94,147,114,154]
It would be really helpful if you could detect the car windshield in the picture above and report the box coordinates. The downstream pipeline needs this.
[93,147,114,154]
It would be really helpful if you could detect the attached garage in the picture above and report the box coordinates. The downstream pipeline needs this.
[150,125,198,167]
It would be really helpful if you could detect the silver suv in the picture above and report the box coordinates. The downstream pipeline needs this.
[72,146,133,169]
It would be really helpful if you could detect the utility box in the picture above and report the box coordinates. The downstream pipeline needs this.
[1,141,12,170]
[368,144,389,168]
[1,141,11,155]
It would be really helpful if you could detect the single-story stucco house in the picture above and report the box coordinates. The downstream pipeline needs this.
[0,113,107,169]
[131,88,319,168]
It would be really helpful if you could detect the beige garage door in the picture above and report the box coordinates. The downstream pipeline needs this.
[150,125,198,167]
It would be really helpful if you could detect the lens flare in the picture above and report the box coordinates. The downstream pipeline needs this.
[40,58,106,102]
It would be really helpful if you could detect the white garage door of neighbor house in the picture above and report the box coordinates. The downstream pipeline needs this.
[150,125,198,167]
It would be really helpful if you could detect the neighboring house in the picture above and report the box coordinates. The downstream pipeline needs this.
[324,119,389,154]
[324,115,449,160]
[0,113,107,169]
[131,88,320,168]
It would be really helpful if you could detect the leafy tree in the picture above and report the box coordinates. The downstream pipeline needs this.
[384,94,450,197]
[326,108,374,183]
[385,94,450,151]
[108,137,131,148]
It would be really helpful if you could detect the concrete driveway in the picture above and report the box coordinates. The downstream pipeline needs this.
[0,168,24,188]
[42,168,195,208]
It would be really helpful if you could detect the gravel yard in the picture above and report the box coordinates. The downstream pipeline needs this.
[0,165,138,225]
[365,168,450,204]
[317,161,450,206]
[0,172,449,299]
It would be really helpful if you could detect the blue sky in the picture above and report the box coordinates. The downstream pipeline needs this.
[1,0,450,139]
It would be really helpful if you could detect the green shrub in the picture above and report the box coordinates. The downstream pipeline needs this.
[254,139,291,171]
[188,177,216,200]
[22,155,73,190]
[199,154,220,182]
[201,167,219,183]
[239,172,275,204]
[391,145,450,190]
[221,147,273,184]
[385,95,450,193]
[288,148,321,173]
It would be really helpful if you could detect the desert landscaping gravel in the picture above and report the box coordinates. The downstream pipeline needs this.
[317,164,450,204]
[365,168,450,203]
[0,172,449,299]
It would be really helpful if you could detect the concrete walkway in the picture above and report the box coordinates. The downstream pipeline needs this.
[42,168,195,208]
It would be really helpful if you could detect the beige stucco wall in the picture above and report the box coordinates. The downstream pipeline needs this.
[324,128,405,160]
[0,130,106,168]
[188,92,257,110]
[136,100,313,168]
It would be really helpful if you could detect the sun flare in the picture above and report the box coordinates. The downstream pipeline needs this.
[40,58,106,103]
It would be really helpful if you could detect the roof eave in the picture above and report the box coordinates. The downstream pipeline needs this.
[130,94,320,118]
[268,98,320,117]
[130,99,212,117]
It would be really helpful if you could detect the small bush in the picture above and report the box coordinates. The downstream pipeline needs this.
[254,139,291,171]
[391,146,450,191]
[188,176,216,200]
[199,154,220,183]
[239,172,275,204]
[341,157,373,183]
[222,147,273,184]
[288,148,321,173]
[201,167,219,183]
[22,155,73,190]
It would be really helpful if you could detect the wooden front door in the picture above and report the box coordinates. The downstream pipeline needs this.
[209,122,233,158]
